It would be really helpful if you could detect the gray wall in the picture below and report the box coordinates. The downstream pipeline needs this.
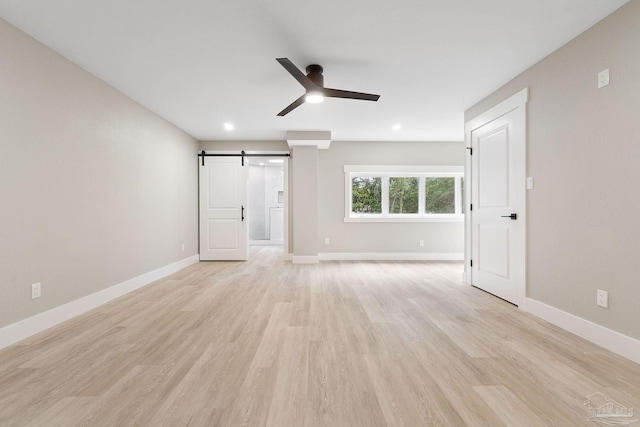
[199,141,289,152]
[291,146,319,257]
[0,19,199,328]
[319,141,465,254]
[201,140,464,257]
[465,0,640,340]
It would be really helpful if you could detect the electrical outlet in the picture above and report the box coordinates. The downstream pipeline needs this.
[181,243,185,252]
[31,283,41,300]
[419,240,425,247]
[324,237,330,245]
[596,289,608,308]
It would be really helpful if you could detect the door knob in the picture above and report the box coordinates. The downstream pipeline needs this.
[501,213,518,220]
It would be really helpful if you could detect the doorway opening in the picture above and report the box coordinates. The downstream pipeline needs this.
[248,158,285,246]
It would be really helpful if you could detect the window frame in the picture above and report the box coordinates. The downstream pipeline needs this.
[344,165,464,223]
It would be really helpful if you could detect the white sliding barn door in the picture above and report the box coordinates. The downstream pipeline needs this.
[466,89,527,306]
[199,156,248,261]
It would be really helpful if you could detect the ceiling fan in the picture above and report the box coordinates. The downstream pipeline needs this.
[276,58,380,116]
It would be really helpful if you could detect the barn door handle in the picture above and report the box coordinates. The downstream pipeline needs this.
[501,213,518,220]
[241,205,245,222]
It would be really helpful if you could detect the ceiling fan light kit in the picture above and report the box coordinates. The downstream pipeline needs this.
[276,58,380,116]
[304,90,324,104]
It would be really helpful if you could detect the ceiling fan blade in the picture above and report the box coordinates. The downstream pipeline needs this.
[276,58,316,91]
[323,88,380,102]
[277,94,306,116]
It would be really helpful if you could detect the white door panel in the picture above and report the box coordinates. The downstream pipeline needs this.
[199,156,248,261]
[207,219,239,250]
[478,126,509,208]
[208,163,238,208]
[477,224,510,279]
[468,91,526,306]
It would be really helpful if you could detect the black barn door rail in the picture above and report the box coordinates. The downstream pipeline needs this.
[198,150,290,166]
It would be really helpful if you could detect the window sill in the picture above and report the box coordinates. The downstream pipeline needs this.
[344,215,464,223]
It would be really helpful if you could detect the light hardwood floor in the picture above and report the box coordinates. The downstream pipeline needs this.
[1,245,639,426]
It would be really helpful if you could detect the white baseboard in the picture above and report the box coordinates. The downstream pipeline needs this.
[292,255,320,264]
[0,254,199,351]
[319,252,464,261]
[523,298,640,365]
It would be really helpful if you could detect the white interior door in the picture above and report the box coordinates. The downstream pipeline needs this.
[199,156,248,261]
[467,90,527,305]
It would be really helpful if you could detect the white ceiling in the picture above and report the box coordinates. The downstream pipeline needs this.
[0,0,628,142]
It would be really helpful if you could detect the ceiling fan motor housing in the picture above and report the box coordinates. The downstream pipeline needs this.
[305,64,324,87]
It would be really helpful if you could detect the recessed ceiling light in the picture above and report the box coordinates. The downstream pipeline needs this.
[259,162,264,166]
[392,124,401,131]
[223,122,234,131]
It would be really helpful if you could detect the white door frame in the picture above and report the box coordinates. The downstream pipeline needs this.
[463,88,528,304]
[199,150,290,259]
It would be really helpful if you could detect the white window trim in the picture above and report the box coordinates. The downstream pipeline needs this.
[344,165,464,223]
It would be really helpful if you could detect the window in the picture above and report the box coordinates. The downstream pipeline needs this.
[389,177,419,213]
[425,177,455,214]
[345,165,464,222]
[352,176,382,214]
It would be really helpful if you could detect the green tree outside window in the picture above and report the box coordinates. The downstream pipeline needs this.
[389,177,419,214]
[425,177,455,213]
[352,177,382,213]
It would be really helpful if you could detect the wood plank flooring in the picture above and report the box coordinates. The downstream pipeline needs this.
[1,245,639,426]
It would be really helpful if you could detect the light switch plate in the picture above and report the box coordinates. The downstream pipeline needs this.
[598,68,610,88]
